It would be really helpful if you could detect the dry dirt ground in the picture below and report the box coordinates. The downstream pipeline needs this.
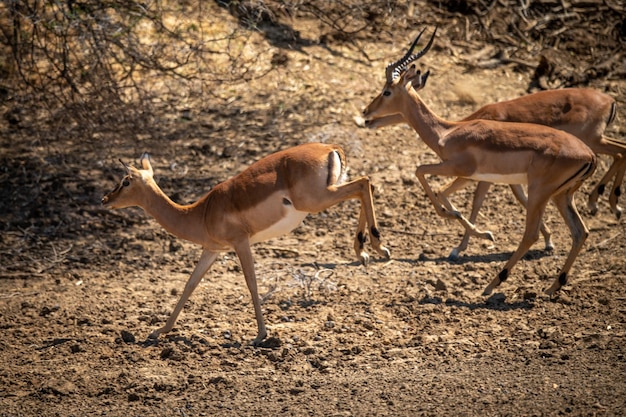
[1,5,626,417]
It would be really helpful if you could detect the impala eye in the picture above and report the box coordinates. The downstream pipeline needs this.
[383,90,391,97]
[122,179,130,187]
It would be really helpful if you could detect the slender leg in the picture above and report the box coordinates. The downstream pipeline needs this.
[483,187,549,296]
[588,155,621,215]
[296,176,390,263]
[545,190,589,295]
[608,156,625,219]
[445,180,492,260]
[234,240,267,346]
[509,184,554,251]
[415,163,494,242]
[355,180,391,260]
[353,206,371,265]
[326,177,391,262]
[587,136,626,217]
[149,249,218,339]
[438,177,476,212]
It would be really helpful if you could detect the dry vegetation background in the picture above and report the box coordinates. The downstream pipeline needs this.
[0,1,625,416]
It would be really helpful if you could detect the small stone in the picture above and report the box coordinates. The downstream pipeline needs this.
[434,279,447,291]
[120,330,135,344]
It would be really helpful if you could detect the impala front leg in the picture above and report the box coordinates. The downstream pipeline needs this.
[415,164,494,243]
[438,178,489,260]
[149,250,218,339]
[234,240,267,346]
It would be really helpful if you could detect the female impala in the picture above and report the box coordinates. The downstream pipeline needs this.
[362,27,596,296]
[367,83,624,259]
[102,143,390,345]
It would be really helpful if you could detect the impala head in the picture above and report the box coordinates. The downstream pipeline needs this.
[102,153,154,209]
[362,27,437,126]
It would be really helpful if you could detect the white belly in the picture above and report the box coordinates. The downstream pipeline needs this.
[249,207,309,244]
[470,172,528,185]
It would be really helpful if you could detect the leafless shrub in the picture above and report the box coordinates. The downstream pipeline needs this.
[0,1,277,140]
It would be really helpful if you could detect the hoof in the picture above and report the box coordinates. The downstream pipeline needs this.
[544,242,555,252]
[448,248,460,262]
[359,252,371,266]
[482,277,500,296]
[482,286,494,296]
[544,284,559,298]
[251,332,268,347]
[375,245,391,260]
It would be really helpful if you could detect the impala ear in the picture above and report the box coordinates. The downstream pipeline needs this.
[421,70,431,87]
[139,153,153,176]
[407,68,430,91]
[405,64,418,79]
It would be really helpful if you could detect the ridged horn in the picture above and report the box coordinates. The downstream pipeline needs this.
[386,26,437,82]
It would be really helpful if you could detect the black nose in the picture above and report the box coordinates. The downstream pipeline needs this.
[101,196,108,205]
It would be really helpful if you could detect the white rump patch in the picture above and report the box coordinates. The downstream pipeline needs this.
[328,150,346,186]
[470,172,528,185]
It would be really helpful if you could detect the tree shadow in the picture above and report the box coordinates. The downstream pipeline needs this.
[215,0,316,51]
[213,0,373,66]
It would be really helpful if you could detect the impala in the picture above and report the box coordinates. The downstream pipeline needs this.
[362,27,596,296]
[367,86,624,259]
[102,143,390,345]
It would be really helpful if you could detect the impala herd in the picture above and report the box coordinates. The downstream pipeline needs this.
[102,27,623,345]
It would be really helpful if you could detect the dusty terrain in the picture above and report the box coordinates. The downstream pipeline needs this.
[1,2,625,416]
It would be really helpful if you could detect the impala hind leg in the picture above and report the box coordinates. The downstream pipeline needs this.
[353,202,390,264]
[545,191,589,296]
[587,137,625,218]
[341,179,391,263]
[509,184,554,251]
[608,156,625,219]
[353,207,371,264]
[416,163,494,243]
[297,176,390,264]
[483,194,549,296]
[149,250,218,339]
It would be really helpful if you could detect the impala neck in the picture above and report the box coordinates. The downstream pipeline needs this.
[140,180,208,246]
[403,87,456,157]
